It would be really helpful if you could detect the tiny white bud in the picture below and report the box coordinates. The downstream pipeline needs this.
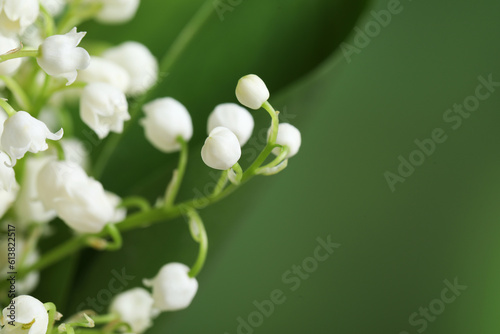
[103,42,158,95]
[201,127,241,170]
[1,111,63,166]
[80,82,130,139]
[207,103,254,146]
[0,34,21,76]
[0,0,39,34]
[110,288,155,333]
[37,161,115,233]
[269,123,302,158]
[77,56,131,92]
[140,97,193,153]
[1,295,48,334]
[37,27,91,85]
[144,263,198,312]
[94,0,140,24]
[235,74,270,110]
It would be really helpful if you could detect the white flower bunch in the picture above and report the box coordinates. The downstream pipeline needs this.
[0,1,303,333]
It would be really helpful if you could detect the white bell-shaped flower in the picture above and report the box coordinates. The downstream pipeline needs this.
[207,103,254,146]
[80,82,130,139]
[1,111,63,167]
[60,138,89,170]
[106,191,126,223]
[201,127,241,170]
[144,262,198,312]
[0,152,19,218]
[37,27,90,85]
[0,0,39,35]
[235,74,270,110]
[95,0,140,24]
[110,288,155,333]
[37,161,115,233]
[140,97,193,153]
[0,107,7,135]
[0,34,21,76]
[269,123,301,158]
[103,42,158,95]
[0,295,48,334]
[77,56,130,93]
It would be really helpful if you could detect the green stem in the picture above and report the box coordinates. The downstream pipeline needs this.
[186,209,208,278]
[0,99,16,116]
[119,196,151,212]
[0,50,38,63]
[255,145,289,172]
[33,74,52,117]
[92,0,214,179]
[40,4,55,37]
[103,224,122,250]
[90,314,117,325]
[231,162,243,184]
[212,170,228,196]
[164,137,188,207]
[44,302,58,333]
[0,75,33,111]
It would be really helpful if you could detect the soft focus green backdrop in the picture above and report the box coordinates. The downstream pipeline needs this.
[35,0,500,333]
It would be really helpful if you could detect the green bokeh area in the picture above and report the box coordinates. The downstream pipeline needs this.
[35,0,500,333]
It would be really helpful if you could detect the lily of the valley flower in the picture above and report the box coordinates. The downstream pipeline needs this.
[0,0,39,35]
[201,127,241,170]
[140,97,193,153]
[103,41,158,95]
[0,295,49,334]
[235,74,270,110]
[270,123,302,158]
[37,161,116,233]
[207,103,254,146]
[144,263,198,312]
[80,82,130,139]
[37,28,91,85]
[78,56,130,93]
[95,0,140,24]
[1,111,63,167]
[0,34,21,76]
[0,152,19,218]
[110,288,155,333]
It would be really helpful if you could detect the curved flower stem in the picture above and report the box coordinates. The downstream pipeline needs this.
[164,137,189,208]
[119,196,151,212]
[89,314,117,325]
[186,209,208,278]
[0,75,33,111]
[40,4,55,37]
[212,170,228,196]
[44,302,59,333]
[0,49,39,63]
[0,98,16,116]
[255,145,289,173]
[103,224,122,250]
[92,0,214,179]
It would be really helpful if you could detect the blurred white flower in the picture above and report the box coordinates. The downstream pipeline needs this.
[37,161,115,233]
[0,295,48,334]
[77,56,130,93]
[0,34,21,76]
[80,82,130,139]
[269,123,301,158]
[41,0,65,16]
[0,152,18,218]
[106,191,126,223]
[103,42,158,95]
[0,107,7,135]
[61,138,89,170]
[207,103,254,146]
[110,288,155,333]
[37,28,91,85]
[144,262,198,312]
[1,111,63,167]
[0,0,39,35]
[140,97,193,153]
[94,0,140,24]
[201,127,241,170]
[0,238,40,294]
[235,74,270,110]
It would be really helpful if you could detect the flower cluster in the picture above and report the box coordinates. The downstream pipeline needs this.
[0,1,303,334]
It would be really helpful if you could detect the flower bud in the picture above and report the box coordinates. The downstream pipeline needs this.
[0,0,39,34]
[207,103,254,146]
[37,161,115,233]
[77,56,130,92]
[1,295,48,334]
[269,123,301,158]
[201,127,241,170]
[0,34,21,76]
[80,82,130,139]
[103,42,158,95]
[144,263,198,312]
[95,0,140,24]
[235,74,270,110]
[37,27,91,85]
[1,111,63,166]
[0,152,19,218]
[110,288,155,333]
[140,97,193,153]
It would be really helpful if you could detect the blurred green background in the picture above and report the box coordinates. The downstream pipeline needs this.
[35,0,500,333]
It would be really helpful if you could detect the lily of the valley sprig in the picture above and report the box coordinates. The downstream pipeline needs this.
[0,1,302,334]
